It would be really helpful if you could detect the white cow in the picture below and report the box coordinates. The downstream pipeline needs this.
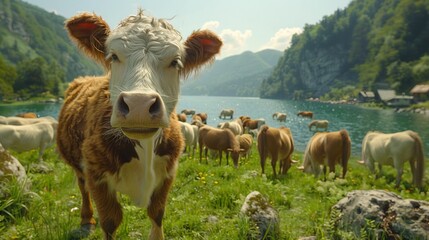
[0,121,58,162]
[179,121,199,158]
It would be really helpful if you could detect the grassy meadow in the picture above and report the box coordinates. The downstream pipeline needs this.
[1,143,428,240]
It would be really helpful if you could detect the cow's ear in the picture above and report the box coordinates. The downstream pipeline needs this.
[182,30,222,77]
[65,13,110,68]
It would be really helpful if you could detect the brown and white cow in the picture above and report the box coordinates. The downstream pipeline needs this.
[257,125,294,177]
[56,10,222,240]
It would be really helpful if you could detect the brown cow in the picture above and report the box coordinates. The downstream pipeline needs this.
[257,125,294,177]
[242,118,265,132]
[56,10,222,240]
[198,125,243,168]
[16,112,38,118]
[297,111,313,118]
[194,112,208,124]
[177,113,187,122]
[300,129,351,179]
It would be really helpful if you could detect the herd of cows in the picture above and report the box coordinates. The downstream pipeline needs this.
[176,108,425,191]
[0,9,425,240]
[177,108,350,178]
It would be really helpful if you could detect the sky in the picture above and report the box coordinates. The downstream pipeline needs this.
[25,0,352,59]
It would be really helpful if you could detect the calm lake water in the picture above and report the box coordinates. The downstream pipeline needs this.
[1,96,428,156]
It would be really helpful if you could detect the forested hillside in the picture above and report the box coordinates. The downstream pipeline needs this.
[181,49,282,97]
[0,0,101,100]
[260,0,429,100]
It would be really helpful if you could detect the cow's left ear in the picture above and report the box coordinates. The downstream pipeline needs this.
[182,30,222,77]
[65,12,111,69]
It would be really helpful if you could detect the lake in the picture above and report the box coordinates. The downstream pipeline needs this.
[1,96,428,156]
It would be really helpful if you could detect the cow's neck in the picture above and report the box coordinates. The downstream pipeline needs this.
[109,129,169,208]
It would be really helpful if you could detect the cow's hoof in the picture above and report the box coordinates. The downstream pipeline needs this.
[69,224,95,239]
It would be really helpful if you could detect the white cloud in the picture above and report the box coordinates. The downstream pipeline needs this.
[201,21,252,58]
[201,21,220,30]
[260,27,303,51]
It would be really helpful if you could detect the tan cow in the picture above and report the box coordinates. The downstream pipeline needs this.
[236,133,253,160]
[16,112,38,118]
[300,130,351,179]
[257,125,294,177]
[56,10,222,240]
[198,125,243,168]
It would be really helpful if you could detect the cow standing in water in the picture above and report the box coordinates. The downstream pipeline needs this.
[56,10,222,239]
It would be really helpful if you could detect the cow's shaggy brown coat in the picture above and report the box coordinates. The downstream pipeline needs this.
[56,10,221,240]
[257,125,295,177]
[301,129,351,179]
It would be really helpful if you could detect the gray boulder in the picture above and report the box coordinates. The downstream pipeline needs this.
[331,190,429,240]
[240,191,280,240]
[0,143,29,197]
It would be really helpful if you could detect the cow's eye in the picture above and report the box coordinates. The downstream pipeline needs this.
[170,58,183,70]
[107,53,119,63]
[111,54,119,62]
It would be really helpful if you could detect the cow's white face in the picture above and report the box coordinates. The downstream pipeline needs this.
[65,11,222,140]
[106,16,185,139]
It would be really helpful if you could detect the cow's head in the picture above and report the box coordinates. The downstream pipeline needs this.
[66,10,222,139]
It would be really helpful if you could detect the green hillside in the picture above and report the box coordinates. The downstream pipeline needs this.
[261,0,429,99]
[0,0,102,100]
[181,49,282,97]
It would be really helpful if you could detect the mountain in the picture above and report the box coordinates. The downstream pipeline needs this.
[0,0,102,82]
[260,0,429,100]
[181,49,282,97]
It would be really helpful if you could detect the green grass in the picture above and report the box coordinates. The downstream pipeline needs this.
[1,145,428,240]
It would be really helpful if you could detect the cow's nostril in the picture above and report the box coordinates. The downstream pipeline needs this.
[118,95,130,117]
[149,96,161,117]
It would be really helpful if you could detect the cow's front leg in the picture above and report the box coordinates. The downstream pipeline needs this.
[91,181,123,240]
[147,177,174,240]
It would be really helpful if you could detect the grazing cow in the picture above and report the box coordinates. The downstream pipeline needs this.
[219,109,234,119]
[300,130,351,179]
[181,109,196,116]
[242,118,265,132]
[177,113,187,122]
[308,120,329,131]
[56,10,222,239]
[297,111,313,118]
[16,112,38,118]
[276,113,287,122]
[257,125,294,177]
[236,133,253,160]
[0,116,56,125]
[194,112,208,124]
[0,121,58,162]
[179,121,199,158]
[198,125,243,167]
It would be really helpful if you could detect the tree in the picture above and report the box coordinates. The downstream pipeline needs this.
[14,57,48,99]
[0,57,17,100]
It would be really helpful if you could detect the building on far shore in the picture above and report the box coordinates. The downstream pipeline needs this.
[374,89,413,108]
[410,84,429,103]
[357,91,375,103]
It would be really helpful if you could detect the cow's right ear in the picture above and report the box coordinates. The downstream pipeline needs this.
[65,13,110,68]
[182,29,222,77]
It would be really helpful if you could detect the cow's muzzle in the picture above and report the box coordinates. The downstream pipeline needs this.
[111,91,169,139]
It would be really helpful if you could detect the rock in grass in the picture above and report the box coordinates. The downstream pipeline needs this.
[331,190,429,240]
[0,143,29,197]
[240,191,280,240]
